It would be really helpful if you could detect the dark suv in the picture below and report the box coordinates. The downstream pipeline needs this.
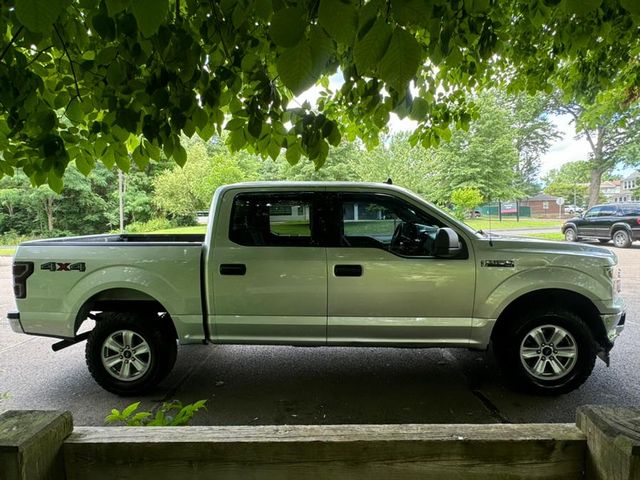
[562,202,640,248]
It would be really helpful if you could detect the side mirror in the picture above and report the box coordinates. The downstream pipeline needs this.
[434,227,461,257]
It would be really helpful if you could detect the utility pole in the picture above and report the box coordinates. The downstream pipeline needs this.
[118,170,125,233]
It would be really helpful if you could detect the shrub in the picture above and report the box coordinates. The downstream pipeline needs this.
[105,400,207,426]
[125,217,174,233]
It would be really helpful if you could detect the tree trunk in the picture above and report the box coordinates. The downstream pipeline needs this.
[44,197,54,231]
[588,168,603,208]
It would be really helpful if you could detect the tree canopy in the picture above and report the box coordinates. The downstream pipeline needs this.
[0,0,639,191]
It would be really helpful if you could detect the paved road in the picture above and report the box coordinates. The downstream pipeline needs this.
[1,244,638,426]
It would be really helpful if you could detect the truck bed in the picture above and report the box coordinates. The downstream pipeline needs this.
[20,233,205,246]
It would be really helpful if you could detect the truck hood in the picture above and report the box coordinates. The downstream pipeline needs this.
[477,234,617,266]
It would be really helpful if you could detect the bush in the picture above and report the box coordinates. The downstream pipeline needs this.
[125,217,174,233]
[450,188,484,221]
[105,400,207,426]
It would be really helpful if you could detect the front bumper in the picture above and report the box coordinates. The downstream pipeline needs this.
[7,311,24,334]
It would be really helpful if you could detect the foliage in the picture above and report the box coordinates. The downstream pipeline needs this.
[0,1,638,188]
[124,217,174,233]
[450,187,484,220]
[543,160,591,207]
[153,137,249,217]
[554,84,640,207]
[105,400,207,426]
[428,90,549,202]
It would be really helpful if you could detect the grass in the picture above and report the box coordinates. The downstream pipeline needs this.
[0,248,16,256]
[464,217,563,230]
[519,232,565,241]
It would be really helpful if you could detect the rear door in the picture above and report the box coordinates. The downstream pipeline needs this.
[208,190,327,344]
[325,192,476,346]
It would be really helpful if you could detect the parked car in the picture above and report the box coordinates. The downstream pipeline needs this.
[8,182,625,396]
[564,205,583,215]
[562,202,640,248]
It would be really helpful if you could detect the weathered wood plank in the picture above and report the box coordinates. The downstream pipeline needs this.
[64,423,586,480]
[577,405,640,480]
[0,410,72,480]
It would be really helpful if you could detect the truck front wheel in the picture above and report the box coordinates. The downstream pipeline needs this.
[85,312,177,396]
[494,308,597,395]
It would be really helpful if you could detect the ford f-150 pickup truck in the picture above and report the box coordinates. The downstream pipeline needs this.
[8,182,626,396]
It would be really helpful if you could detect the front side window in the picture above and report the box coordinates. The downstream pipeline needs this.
[338,194,459,257]
[598,206,617,217]
[584,207,601,218]
[229,193,315,246]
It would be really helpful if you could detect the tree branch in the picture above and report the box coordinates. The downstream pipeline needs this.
[27,45,54,66]
[0,26,24,63]
[54,24,81,101]
[210,0,231,60]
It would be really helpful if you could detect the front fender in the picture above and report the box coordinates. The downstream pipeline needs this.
[478,266,611,320]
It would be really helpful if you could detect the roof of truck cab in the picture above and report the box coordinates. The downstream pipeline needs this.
[218,181,413,193]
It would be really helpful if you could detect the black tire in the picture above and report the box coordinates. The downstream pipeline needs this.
[612,229,632,248]
[494,307,597,395]
[564,227,578,242]
[86,312,177,396]
[597,239,609,244]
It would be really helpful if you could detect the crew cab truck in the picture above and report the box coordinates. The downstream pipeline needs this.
[8,182,626,396]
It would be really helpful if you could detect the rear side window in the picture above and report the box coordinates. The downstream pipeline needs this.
[621,206,640,216]
[229,193,315,247]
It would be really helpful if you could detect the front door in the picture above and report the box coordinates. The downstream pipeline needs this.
[579,206,601,236]
[209,190,327,344]
[326,193,476,346]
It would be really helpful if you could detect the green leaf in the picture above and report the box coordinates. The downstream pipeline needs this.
[410,97,429,120]
[378,28,422,92]
[564,0,601,15]
[16,0,64,33]
[620,0,640,15]
[106,0,130,16]
[47,172,63,193]
[75,153,93,175]
[121,402,141,418]
[354,17,392,76]
[268,139,281,160]
[286,143,302,165]
[270,7,306,47]
[66,98,84,123]
[319,0,358,45]
[131,0,169,37]
[277,41,317,95]
[228,128,247,151]
[92,13,116,41]
[174,142,187,167]
[254,0,272,20]
[132,145,149,169]
[392,0,432,26]
[115,152,130,172]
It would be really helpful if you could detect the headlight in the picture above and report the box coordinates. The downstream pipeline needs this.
[605,266,622,296]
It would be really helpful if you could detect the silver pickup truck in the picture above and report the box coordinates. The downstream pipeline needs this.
[8,182,626,395]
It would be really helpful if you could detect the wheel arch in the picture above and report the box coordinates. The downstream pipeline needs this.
[610,222,632,235]
[491,288,607,350]
[75,288,178,340]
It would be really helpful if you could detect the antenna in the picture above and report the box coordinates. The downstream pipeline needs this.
[384,177,393,185]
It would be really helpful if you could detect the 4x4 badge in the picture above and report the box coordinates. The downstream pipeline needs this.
[41,262,86,272]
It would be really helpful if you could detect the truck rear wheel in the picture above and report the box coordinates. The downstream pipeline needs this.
[494,307,596,395]
[85,312,177,396]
